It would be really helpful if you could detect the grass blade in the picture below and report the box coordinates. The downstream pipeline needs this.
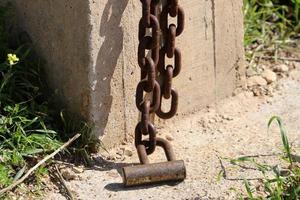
[268,116,292,165]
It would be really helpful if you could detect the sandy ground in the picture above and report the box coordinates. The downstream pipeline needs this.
[47,69,300,200]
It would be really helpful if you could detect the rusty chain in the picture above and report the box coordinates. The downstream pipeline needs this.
[135,0,185,161]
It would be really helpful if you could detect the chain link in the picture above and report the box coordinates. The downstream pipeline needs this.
[135,0,184,162]
[158,47,181,77]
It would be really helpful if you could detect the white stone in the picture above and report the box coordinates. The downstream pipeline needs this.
[247,76,268,87]
[261,69,277,84]
[124,149,133,157]
[246,67,258,77]
[289,70,300,81]
[293,62,300,69]
[73,166,84,174]
[61,168,77,181]
[166,135,174,141]
[274,64,289,72]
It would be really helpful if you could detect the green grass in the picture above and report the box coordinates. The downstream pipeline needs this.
[244,0,300,46]
[244,0,300,60]
[229,117,300,199]
[0,3,94,195]
[224,1,300,198]
[268,117,292,165]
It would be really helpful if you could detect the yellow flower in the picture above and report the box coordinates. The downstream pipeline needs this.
[7,53,19,65]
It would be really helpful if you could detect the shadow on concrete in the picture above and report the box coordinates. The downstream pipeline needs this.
[90,156,133,173]
[104,181,183,192]
[95,0,129,136]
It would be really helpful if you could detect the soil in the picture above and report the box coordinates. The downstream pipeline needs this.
[43,58,300,200]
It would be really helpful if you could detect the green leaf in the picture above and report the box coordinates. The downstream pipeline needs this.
[21,148,44,156]
[268,116,292,165]
[13,164,26,182]
[244,179,254,198]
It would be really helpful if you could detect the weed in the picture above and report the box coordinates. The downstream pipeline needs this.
[0,3,93,196]
[0,10,60,190]
[244,0,300,60]
[268,116,292,165]
[229,117,300,199]
[227,1,300,198]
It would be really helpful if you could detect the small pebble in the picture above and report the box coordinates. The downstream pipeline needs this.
[106,155,116,161]
[273,64,289,72]
[246,67,258,77]
[73,166,84,174]
[116,149,123,156]
[61,168,77,181]
[247,76,267,87]
[261,69,277,84]
[124,149,133,157]
[293,61,300,69]
[166,135,174,141]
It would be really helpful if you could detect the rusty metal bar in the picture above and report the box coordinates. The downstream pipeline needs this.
[122,160,186,186]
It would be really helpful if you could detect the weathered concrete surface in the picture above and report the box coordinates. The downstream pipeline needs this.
[214,0,245,100]
[3,0,245,147]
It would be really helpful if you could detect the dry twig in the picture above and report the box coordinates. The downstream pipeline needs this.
[249,44,264,66]
[54,165,74,200]
[261,56,300,62]
[0,133,81,195]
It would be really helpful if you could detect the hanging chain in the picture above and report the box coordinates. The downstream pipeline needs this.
[157,0,184,119]
[135,0,185,160]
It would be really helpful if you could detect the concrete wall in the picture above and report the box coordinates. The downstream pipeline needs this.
[3,0,245,147]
